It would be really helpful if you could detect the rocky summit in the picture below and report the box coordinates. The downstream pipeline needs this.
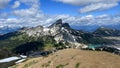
[20,19,87,47]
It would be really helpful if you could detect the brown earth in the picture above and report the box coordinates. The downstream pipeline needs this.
[12,49,120,68]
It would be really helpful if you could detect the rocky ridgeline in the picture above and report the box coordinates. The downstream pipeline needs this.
[20,19,86,48]
[18,19,120,48]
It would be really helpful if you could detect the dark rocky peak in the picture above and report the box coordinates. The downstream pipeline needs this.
[49,19,71,29]
[49,19,63,28]
[20,27,30,30]
[35,25,44,29]
[55,19,62,25]
[62,23,70,28]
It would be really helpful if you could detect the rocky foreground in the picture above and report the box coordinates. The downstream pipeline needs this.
[11,49,120,68]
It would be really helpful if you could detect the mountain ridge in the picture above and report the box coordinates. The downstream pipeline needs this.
[0,19,120,57]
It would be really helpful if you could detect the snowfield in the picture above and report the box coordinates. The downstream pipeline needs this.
[0,57,20,63]
[0,55,27,63]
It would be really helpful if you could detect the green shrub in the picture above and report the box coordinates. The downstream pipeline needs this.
[56,64,64,68]
[75,63,80,68]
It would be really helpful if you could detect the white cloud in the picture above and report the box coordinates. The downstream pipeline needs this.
[1,14,120,29]
[80,3,118,13]
[54,0,120,13]
[12,1,20,8]
[54,0,119,5]
[0,0,44,28]
[54,0,100,5]
[0,0,10,9]
[13,8,38,17]
[96,14,108,18]
[12,0,40,17]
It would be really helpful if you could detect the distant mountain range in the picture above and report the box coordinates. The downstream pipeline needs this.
[0,21,120,35]
[93,27,120,36]
[71,25,120,32]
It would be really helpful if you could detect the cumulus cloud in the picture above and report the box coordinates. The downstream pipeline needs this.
[80,3,118,13]
[54,0,120,13]
[0,0,43,28]
[54,0,119,5]
[0,0,10,9]
[10,0,47,27]
[1,14,120,29]
[13,0,40,17]
[12,1,20,8]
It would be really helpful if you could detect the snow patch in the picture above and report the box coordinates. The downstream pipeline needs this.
[43,28,50,32]
[116,48,120,50]
[0,57,20,63]
[15,59,26,64]
[20,55,27,58]
[105,31,110,34]
[61,27,64,30]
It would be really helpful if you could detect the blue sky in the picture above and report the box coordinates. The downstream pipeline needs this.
[0,0,120,16]
[41,0,80,16]
[40,0,120,16]
[0,0,120,29]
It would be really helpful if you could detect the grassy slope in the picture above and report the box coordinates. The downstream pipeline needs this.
[12,49,120,68]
